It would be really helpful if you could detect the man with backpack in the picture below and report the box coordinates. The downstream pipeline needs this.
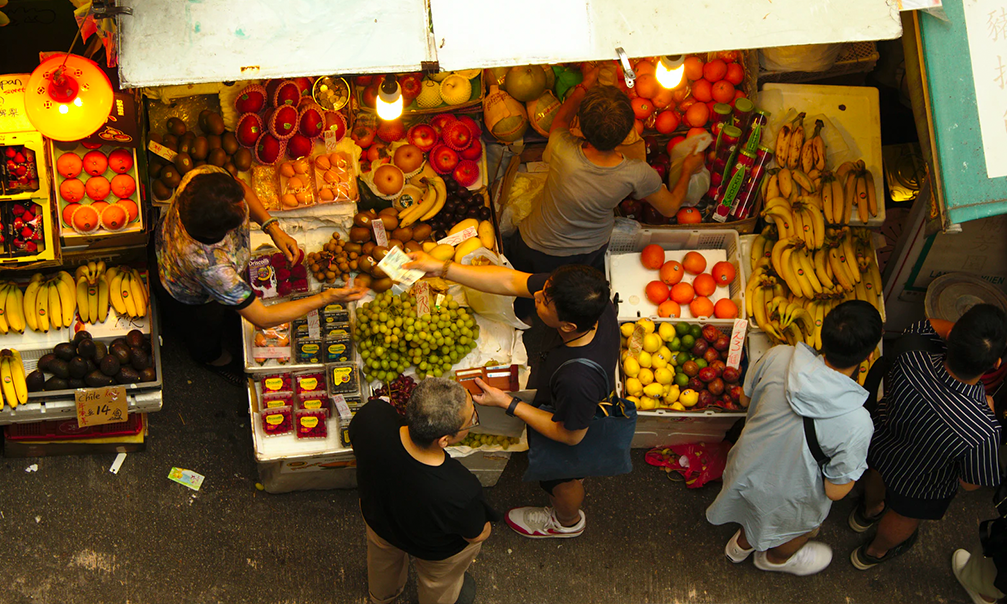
[849,304,1006,570]
[706,300,883,576]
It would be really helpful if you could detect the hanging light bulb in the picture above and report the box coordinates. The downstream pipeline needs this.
[655,55,686,90]
[24,53,114,141]
[375,75,403,121]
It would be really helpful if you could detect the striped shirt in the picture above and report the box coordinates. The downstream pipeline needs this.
[868,321,1001,500]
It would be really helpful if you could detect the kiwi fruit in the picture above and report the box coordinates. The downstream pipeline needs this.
[387,239,403,251]
[206,113,225,136]
[180,131,196,143]
[221,132,239,155]
[353,212,374,228]
[116,367,141,384]
[160,166,181,188]
[85,370,115,388]
[152,180,172,201]
[411,223,432,241]
[371,264,388,280]
[404,240,422,253]
[162,134,179,151]
[371,246,390,262]
[232,148,252,171]
[379,214,398,231]
[36,353,56,373]
[207,148,227,168]
[194,160,206,168]
[148,132,163,144]
[343,242,362,255]
[44,376,69,391]
[68,356,88,379]
[76,338,96,360]
[174,152,194,174]
[178,138,192,155]
[26,370,45,392]
[371,278,393,293]
[353,274,373,288]
[54,342,75,361]
[224,163,238,177]
[357,255,374,273]
[198,110,212,133]
[139,367,157,383]
[391,227,413,242]
[191,136,209,160]
[99,355,121,377]
[207,134,222,150]
[362,241,376,256]
[349,226,371,243]
[148,158,165,179]
[166,117,186,137]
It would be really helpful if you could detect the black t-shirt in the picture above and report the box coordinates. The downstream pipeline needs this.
[349,400,493,560]
[526,273,619,431]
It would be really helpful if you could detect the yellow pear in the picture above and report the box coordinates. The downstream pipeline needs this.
[643,383,665,399]
[637,351,653,368]
[670,402,686,411]
[625,378,643,397]
[623,356,640,378]
[655,367,674,386]
[638,367,654,386]
[637,318,655,334]
[658,322,676,342]
[642,333,662,353]
[621,323,636,338]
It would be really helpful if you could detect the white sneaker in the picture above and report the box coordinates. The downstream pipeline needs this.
[952,549,998,604]
[753,541,833,576]
[725,529,755,563]
[505,506,585,539]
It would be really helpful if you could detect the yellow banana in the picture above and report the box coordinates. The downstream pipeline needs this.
[787,248,816,298]
[791,169,816,194]
[97,278,109,323]
[787,113,806,170]
[76,277,90,320]
[120,272,137,318]
[7,284,24,334]
[10,350,26,406]
[420,176,448,222]
[829,247,854,291]
[753,286,769,331]
[750,235,767,272]
[0,285,10,335]
[108,271,127,315]
[831,179,845,224]
[865,170,878,217]
[775,123,792,168]
[55,275,76,327]
[778,168,793,199]
[781,247,810,298]
[812,302,825,350]
[813,249,836,290]
[842,234,861,284]
[129,271,148,318]
[801,135,816,174]
[766,173,781,200]
[821,174,835,224]
[791,208,809,248]
[48,279,64,329]
[812,120,826,171]
[23,277,41,331]
[843,171,857,224]
[836,161,855,183]
[763,196,792,213]
[764,206,796,239]
[796,249,823,294]
[855,173,869,224]
[806,204,825,249]
[35,282,50,332]
[1,355,18,409]
[88,279,99,324]
[772,238,796,277]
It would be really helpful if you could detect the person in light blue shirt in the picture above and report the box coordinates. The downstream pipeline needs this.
[706,300,882,576]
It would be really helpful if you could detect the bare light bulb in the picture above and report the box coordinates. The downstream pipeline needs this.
[376,75,403,121]
[655,55,686,89]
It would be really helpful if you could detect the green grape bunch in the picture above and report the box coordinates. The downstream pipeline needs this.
[457,433,520,450]
[354,291,480,383]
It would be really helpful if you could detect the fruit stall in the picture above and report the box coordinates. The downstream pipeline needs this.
[0,77,162,452]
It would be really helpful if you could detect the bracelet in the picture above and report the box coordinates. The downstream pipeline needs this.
[440,259,452,279]
[574,83,588,94]
[506,397,521,417]
[260,217,279,233]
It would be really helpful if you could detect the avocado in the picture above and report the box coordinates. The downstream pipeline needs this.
[126,330,144,349]
[54,342,75,361]
[166,117,186,137]
[139,367,157,383]
[85,370,115,388]
[76,338,96,360]
[111,337,128,349]
[25,369,45,392]
[93,341,108,361]
[43,376,69,391]
[111,343,131,365]
[73,330,92,346]
[86,359,97,374]
[36,353,56,373]
[116,367,141,384]
[68,378,86,389]
[99,355,121,377]
[130,347,150,371]
[68,356,88,379]
[48,359,70,380]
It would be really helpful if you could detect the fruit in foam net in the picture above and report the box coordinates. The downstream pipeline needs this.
[71,205,100,234]
[460,138,482,161]
[286,134,313,159]
[393,144,423,174]
[100,205,128,231]
[298,105,324,138]
[441,121,473,151]
[452,160,479,188]
[415,80,442,109]
[430,145,459,175]
[273,80,301,107]
[269,105,299,139]
[235,85,267,114]
[236,113,263,147]
[254,133,284,165]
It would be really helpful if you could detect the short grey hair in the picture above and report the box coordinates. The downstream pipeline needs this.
[406,378,468,447]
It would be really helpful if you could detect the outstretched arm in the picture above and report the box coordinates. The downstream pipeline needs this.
[404,252,533,299]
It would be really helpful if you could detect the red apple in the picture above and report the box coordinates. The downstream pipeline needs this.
[452,159,480,187]
[441,121,473,151]
[430,144,459,175]
[407,124,438,152]
[361,84,379,108]
[619,198,642,219]
[650,162,667,181]
[400,73,423,101]
[460,138,482,161]
[351,123,377,148]
[430,114,456,133]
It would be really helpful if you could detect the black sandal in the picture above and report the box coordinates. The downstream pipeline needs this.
[848,499,885,533]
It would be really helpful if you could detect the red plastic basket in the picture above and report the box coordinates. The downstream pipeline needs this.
[4,414,144,441]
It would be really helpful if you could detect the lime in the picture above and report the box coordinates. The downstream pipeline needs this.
[695,358,708,369]
[678,351,691,362]
[675,322,690,336]
[681,334,695,350]
[689,324,703,339]
[674,372,690,387]
[668,337,681,351]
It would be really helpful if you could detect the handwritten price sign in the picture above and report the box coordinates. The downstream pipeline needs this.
[75,386,128,427]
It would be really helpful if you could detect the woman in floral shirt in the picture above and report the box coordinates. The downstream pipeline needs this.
[155,167,366,378]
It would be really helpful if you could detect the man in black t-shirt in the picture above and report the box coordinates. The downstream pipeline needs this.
[405,252,618,540]
[350,378,494,604]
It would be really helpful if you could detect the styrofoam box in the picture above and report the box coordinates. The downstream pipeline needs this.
[257,451,357,493]
[450,450,511,487]
[607,229,745,326]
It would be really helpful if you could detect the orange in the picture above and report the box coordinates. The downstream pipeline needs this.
[703,59,728,82]
[640,244,665,269]
[59,178,85,203]
[631,97,654,120]
[652,87,675,109]
[691,79,713,103]
[634,59,656,77]
[725,63,745,86]
[682,251,707,274]
[635,74,659,99]
[677,207,703,224]
[684,103,709,128]
[116,198,139,222]
[712,261,736,286]
[711,80,736,104]
[62,203,80,226]
[714,298,739,319]
[645,280,669,305]
[687,127,708,138]
[85,176,110,201]
[657,300,681,318]
[71,204,100,233]
[689,296,714,318]
[655,111,680,135]
[684,56,705,81]
[670,282,695,304]
[90,201,109,216]
[634,119,644,135]
[100,204,128,231]
[659,260,684,285]
[693,273,716,297]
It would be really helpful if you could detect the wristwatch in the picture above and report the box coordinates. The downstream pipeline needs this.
[506,396,521,417]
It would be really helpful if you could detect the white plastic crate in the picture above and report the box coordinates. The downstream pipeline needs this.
[606,228,745,327]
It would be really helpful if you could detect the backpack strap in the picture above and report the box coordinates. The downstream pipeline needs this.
[549,357,611,395]
[863,333,945,413]
[803,416,831,469]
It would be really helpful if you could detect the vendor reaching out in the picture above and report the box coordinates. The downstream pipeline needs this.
[405,251,624,539]
[154,167,367,381]
[509,65,706,276]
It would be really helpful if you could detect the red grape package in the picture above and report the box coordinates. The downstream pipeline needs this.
[247,247,308,299]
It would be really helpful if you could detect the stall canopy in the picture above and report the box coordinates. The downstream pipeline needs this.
[118,0,902,88]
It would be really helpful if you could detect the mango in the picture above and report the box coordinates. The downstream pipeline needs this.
[430,244,455,261]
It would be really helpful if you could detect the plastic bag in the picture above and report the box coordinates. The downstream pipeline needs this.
[667,132,713,207]
[760,44,842,73]
[645,442,731,488]
[498,171,547,238]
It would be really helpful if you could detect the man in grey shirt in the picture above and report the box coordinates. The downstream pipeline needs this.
[510,67,704,275]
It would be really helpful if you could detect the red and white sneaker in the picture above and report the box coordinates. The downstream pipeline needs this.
[505,506,585,539]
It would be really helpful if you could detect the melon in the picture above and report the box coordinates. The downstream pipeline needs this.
[483,86,528,143]
[486,67,509,88]
[526,91,561,137]
[504,66,547,102]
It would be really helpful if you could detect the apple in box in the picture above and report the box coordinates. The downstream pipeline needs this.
[407,124,438,153]
[400,73,423,102]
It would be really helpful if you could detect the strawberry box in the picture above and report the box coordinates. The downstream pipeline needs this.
[247,247,308,299]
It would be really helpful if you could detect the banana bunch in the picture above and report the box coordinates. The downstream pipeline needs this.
[398,175,447,228]
[776,112,807,170]
[749,226,778,272]
[24,272,76,332]
[801,119,826,174]
[75,261,110,325]
[0,349,27,409]
[763,295,816,346]
[107,266,148,319]
[0,280,26,334]
[855,346,883,386]
[835,160,878,224]
[762,195,825,251]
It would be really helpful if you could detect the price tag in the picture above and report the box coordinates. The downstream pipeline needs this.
[75,386,128,428]
[377,246,424,288]
[628,324,645,356]
[147,140,177,162]
[726,318,748,369]
[371,219,388,248]
[323,130,339,153]
[413,281,431,317]
[436,226,478,247]
[307,309,321,339]
[332,394,352,420]
[435,293,445,309]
